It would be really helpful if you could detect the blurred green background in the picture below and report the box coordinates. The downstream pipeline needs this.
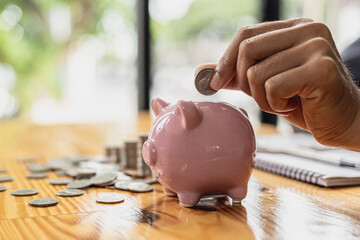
[0,0,358,126]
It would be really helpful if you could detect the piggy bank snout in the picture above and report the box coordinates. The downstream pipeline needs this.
[142,140,157,166]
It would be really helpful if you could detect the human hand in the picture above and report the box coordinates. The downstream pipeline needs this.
[195,18,360,150]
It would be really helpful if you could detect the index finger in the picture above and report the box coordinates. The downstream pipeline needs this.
[210,18,313,93]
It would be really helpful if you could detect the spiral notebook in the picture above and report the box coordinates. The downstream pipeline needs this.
[255,151,360,187]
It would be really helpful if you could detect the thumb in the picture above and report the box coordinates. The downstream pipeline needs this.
[194,63,217,76]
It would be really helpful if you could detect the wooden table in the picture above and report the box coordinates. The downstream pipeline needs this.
[0,113,359,240]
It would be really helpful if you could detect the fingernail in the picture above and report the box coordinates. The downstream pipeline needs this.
[210,72,221,90]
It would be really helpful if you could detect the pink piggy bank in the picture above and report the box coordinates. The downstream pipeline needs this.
[142,98,256,207]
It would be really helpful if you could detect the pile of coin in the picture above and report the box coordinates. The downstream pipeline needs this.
[123,140,138,169]
[0,131,159,208]
[105,144,121,164]
[137,133,152,177]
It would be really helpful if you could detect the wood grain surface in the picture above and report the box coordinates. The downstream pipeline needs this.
[0,115,360,240]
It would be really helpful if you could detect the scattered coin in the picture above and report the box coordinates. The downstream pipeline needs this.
[0,176,13,183]
[143,178,158,185]
[47,157,71,170]
[11,189,39,196]
[128,182,153,193]
[91,172,117,186]
[96,180,117,187]
[0,168,7,173]
[124,170,146,178]
[18,157,37,163]
[76,169,96,178]
[56,189,84,197]
[55,170,67,176]
[67,179,92,189]
[115,181,131,190]
[96,193,125,204]
[0,186,7,192]
[29,198,59,207]
[194,67,217,96]
[49,178,73,185]
[26,172,49,179]
[27,164,51,172]
[68,155,89,165]
[116,172,133,181]
[65,168,78,177]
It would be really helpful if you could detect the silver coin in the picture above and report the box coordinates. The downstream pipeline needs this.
[96,180,117,187]
[26,172,49,179]
[143,178,158,185]
[116,172,133,181]
[65,168,78,177]
[76,169,96,178]
[123,170,148,178]
[128,182,153,193]
[91,172,117,185]
[49,178,73,185]
[68,155,89,164]
[29,198,59,207]
[96,193,124,204]
[67,179,92,189]
[55,170,67,176]
[0,186,7,192]
[11,189,39,196]
[195,67,217,96]
[114,181,131,191]
[47,157,71,170]
[56,189,84,197]
[27,164,51,172]
[0,168,7,173]
[0,176,13,182]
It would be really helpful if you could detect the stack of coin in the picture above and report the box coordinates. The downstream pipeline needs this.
[105,144,121,164]
[122,140,138,169]
[137,133,152,177]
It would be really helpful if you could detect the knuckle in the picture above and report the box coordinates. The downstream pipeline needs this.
[239,38,253,57]
[264,80,276,96]
[319,57,338,82]
[264,79,278,100]
[294,17,314,25]
[247,66,258,84]
[218,56,231,67]
[309,22,332,39]
[309,37,331,54]
[264,79,283,111]
[235,26,252,41]
[320,56,337,73]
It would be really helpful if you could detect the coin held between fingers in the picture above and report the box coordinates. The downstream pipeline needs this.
[195,68,218,96]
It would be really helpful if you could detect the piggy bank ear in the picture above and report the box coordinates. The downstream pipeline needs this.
[152,98,170,116]
[175,100,202,130]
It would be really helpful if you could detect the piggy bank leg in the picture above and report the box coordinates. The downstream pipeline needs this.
[163,187,177,197]
[177,192,201,207]
[227,186,247,202]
